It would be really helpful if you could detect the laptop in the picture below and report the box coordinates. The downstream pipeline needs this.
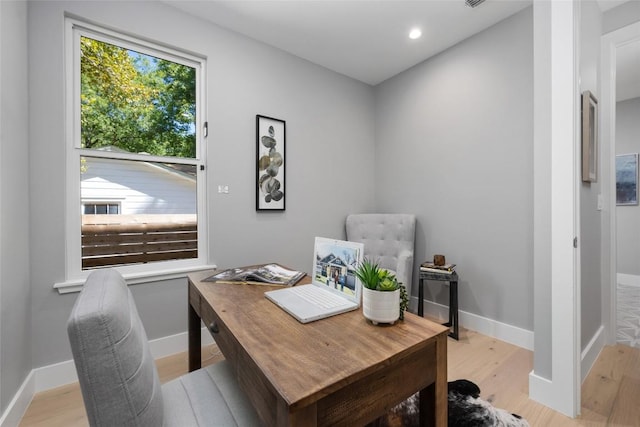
[264,237,364,323]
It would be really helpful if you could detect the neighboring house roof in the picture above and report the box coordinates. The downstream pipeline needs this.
[92,145,196,180]
[81,154,196,215]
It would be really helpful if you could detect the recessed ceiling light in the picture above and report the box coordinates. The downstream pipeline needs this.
[409,28,422,40]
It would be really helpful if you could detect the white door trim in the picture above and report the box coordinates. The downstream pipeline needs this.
[529,0,581,417]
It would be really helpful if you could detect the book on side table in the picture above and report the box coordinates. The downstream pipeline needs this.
[420,261,456,275]
[204,263,306,286]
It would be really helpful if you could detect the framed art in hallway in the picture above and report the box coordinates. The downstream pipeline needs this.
[581,90,598,183]
[616,153,638,206]
[256,115,286,211]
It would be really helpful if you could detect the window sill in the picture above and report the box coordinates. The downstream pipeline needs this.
[53,264,217,294]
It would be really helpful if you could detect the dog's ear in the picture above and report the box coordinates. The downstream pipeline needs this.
[447,379,481,398]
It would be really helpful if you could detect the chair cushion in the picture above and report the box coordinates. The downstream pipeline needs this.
[162,360,262,426]
[67,269,164,426]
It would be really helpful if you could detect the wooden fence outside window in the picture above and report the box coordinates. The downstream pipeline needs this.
[81,215,197,269]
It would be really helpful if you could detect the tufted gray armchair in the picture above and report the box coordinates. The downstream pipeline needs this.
[67,269,261,426]
[346,214,417,297]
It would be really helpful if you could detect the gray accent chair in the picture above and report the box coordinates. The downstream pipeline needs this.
[67,269,261,426]
[346,214,417,298]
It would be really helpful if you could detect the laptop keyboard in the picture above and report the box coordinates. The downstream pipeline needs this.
[291,286,350,309]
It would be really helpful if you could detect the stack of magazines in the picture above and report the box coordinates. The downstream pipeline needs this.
[204,263,305,286]
[420,261,456,275]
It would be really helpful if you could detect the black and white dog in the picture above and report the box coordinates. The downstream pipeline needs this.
[371,379,529,427]
[446,379,529,427]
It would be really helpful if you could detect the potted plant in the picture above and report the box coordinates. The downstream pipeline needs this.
[354,259,409,325]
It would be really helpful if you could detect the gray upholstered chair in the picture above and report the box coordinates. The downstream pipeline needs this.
[67,269,261,426]
[346,214,416,297]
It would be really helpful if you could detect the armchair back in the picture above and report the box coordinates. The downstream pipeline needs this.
[346,214,416,296]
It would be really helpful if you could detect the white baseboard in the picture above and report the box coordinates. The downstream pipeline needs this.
[581,326,604,382]
[0,370,34,427]
[529,369,577,417]
[1,327,215,427]
[528,326,606,417]
[148,327,215,360]
[415,298,534,350]
[529,371,556,409]
[617,273,640,287]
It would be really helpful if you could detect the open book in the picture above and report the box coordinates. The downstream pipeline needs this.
[204,263,305,286]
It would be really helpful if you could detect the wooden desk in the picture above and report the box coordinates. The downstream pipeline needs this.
[188,270,448,426]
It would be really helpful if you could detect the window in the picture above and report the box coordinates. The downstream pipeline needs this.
[82,202,120,215]
[64,19,208,283]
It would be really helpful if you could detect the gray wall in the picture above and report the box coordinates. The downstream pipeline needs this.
[580,0,603,352]
[28,0,375,368]
[374,8,534,329]
[616,97,640,275]
[1,1,32,413]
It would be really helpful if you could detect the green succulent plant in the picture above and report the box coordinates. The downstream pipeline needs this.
[355,258,408,320]
[353,258,383,290]
[355,258,401,291]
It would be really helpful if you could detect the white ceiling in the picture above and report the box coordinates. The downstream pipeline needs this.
[166,0,638,99]
[166,0,531,86]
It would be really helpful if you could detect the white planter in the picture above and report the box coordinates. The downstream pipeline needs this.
[362,287,400,325]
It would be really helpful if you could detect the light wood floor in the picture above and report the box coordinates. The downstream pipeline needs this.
[19,327,640,426]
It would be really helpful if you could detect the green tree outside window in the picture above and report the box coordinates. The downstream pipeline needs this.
[80,37,196,158]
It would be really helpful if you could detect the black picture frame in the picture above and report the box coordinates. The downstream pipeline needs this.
[256,115,286,211]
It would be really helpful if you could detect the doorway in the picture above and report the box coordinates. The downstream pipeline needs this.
[602,21,640,347]
[614,38,640,347]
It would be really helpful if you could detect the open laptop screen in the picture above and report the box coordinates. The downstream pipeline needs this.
[311,237,363,302]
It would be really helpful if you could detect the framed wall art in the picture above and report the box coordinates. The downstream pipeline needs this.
[581,90,598,183]
[256,115,286,211]
[616,153,638,206]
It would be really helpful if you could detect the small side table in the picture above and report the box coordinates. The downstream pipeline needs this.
[418,270,459,340]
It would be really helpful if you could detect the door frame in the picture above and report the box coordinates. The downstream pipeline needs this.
[601,21,640,345]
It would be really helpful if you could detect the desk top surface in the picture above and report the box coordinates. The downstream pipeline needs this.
[189,269,448,409]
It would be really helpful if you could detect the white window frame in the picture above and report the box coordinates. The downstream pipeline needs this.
[56,18,212,293]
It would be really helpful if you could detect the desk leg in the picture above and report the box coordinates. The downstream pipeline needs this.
[419,379,434,427]
[277,399,317,426]
[418,277,424,317]
[434,333,448,426]
[419,333,448,427]
[188,300,201,372]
